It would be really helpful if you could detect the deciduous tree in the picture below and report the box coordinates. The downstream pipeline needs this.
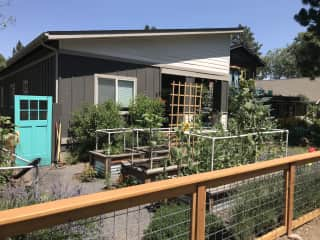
[259,45,300,79]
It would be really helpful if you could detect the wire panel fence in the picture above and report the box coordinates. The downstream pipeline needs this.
[1,152,320,240]
[189,129,288,172]
[205,172,285,239]
[294,160,320,220]
[9,196,192,240]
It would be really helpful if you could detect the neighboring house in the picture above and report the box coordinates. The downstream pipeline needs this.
[0,27,242,164]
[229,44,265,87]
[255,78,320,118]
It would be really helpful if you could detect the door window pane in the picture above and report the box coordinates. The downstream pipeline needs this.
[30,100,38,110]
[118,80,134,107]
[39,100,47,110]
[30,111,38,120]
[98,78,115,104]
[39,111,47,120]
[20,100,29,110]
[20,111,29,120]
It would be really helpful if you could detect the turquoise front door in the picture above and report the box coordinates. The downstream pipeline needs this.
[14,95,52,166]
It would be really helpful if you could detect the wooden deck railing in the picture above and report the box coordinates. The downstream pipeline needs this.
[1,151,320,239]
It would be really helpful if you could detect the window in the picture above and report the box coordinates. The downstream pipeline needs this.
[94,74,136,108]
[19,99,48,121]
[22,80,29,94]
[229,69,240,88]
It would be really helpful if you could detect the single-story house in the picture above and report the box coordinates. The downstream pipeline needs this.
[0,27,243,165]
[255,78,320,118]
[229,44,265,87]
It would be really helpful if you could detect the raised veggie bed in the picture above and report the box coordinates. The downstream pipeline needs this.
[89,150,144,180]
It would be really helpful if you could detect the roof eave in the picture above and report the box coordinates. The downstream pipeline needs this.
[46,29,243,40]
[6,33,49,67]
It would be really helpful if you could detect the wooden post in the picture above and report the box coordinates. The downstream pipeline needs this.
[170,81,175,128]
[286,164,296,235]
[196,185,206,240]
[284,168,290,228]
[190,191,197,240]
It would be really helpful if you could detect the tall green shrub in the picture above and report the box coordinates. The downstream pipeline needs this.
[128,95,166,127]
[228,79,277,133]
[68,101,124,160]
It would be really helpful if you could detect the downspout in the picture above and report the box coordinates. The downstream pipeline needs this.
[40,41,59,104]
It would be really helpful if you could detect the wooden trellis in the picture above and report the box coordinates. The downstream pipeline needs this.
[169,81,203,128]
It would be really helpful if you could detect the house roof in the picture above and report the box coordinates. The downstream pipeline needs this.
[4,27,243,70]
[230,44,265,68]
[255,78,320,103]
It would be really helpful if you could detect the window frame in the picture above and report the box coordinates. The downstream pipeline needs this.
[94,74,137,107]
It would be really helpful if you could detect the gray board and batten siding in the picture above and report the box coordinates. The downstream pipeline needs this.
[0,46,56,117]
[58,53,161,137]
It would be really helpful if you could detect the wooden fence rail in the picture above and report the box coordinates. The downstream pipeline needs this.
[1,151,320,239]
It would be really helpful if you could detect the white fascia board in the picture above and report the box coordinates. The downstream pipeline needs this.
[45,30,243,40]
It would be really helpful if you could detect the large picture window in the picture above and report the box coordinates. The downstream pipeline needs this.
[94,74,136,108]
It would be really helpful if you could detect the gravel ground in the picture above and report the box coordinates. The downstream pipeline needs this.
[278,217,320,240]
[33,163,152,239]
[37,163,105,196]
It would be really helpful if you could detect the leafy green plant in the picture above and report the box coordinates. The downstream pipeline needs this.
[0,116,16,185]
[137,112,165,165]
[63,152,79,165]
[228,79,277,133]
[79,164,97,182]
[170,123,198,176]
[128,95,166,127]
[229,176,284,239]
[119,175,140,187]
[143,201,232,240]
[68,101,124,161]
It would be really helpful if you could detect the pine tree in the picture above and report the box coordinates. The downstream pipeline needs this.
[12,40,23,56]
[231,24,262,55]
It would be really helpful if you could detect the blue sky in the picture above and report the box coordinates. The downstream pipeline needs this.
[0,0,306,59]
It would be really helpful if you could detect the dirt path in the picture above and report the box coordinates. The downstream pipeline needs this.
[279,217,320,240]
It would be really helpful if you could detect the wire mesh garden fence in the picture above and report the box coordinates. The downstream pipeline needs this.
[2,152,320,240]
[188,129,288,172]
[294,160,320,220]
[205,171,285,240]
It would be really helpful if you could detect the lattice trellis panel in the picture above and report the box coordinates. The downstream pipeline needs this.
[169,81,203,128]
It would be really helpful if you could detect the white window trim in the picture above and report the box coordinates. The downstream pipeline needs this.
[94,74,137,106]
